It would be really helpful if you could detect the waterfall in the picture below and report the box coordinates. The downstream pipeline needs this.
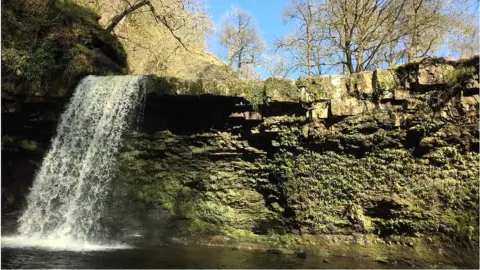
[3,75,146,250]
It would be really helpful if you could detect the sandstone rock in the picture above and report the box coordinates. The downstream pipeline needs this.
[310,101,329,120]
[374,68,410,100]
[331,98,375,116]
[298,86,312,103]
[377,102,390,111]
[245,111,262,120]
[373,69,398,99]
[394,89,410,100]
[466,77,479,89]
[229,112,244,118]
[417,63,455,86]
[405,98,424,112]
[461,94,480,105]
[296,75,348,101]
[350,71,374,94]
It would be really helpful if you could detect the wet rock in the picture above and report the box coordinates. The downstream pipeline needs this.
[267,248,291,255]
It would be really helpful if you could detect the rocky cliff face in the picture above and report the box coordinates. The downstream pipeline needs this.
[2,56,478,267]
[111,57,479,267]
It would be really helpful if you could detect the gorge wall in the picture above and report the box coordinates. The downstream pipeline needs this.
[2,56,479,267]
[112,57,479,267]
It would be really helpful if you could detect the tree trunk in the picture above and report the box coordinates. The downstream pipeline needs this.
[105,0,150,33]
[306,0,312,76]
[408,0,422,62]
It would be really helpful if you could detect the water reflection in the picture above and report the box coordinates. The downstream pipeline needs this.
[2,244,397,269]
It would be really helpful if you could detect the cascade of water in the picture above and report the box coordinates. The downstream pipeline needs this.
[10,75,146,248]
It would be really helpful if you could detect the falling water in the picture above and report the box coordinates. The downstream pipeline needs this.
[2,75,146,250]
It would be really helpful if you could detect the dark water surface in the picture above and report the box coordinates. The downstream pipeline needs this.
[2,244,401,269]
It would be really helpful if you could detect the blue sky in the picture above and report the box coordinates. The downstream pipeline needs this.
[206,0,286,55]
[206,0,288,77]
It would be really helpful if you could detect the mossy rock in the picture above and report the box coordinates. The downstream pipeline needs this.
[2,0,128,99]
[264,77,298,101]
[296,75,348,101]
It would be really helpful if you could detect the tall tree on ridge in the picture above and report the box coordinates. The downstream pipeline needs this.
[277,0,325,76]
[218,7,265,79]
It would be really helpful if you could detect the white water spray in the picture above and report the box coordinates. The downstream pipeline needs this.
[2,75,146,250]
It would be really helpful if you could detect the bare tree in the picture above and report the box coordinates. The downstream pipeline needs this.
[276,0,326,76]
[278,0,478,74]
[262,53,293,78]
[218,7,265,77]
[445,0,480,58]
[322,0,408,73]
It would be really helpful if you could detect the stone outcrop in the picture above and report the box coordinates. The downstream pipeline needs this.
[143,56,479,123]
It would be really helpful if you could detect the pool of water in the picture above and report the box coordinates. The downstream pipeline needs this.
[2,243,401,269]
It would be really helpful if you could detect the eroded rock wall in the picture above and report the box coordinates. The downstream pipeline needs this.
[113,57,479,264]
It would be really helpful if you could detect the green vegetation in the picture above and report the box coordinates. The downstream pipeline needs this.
[264,77,299,101]
[245,86,267,111]
[442,66,477,88]
[2,0,127,97]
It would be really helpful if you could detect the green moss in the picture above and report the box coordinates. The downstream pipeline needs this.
[296,76,343,100]
[374,69,398,98]
[266,147,478,239]
[2,0,127,97]
[264,77,298,101]
[441,66,477,87]
[19,140,38,151]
